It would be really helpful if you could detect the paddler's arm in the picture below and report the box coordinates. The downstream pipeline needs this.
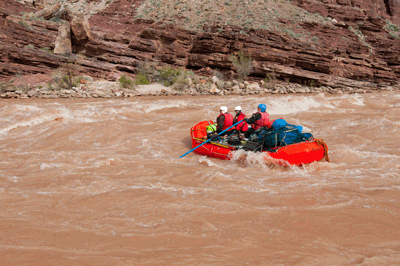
[216,115,225,133]
[246,113,261,125]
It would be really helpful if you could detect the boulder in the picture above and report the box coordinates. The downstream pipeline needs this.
[187,78,193,87]
[70,13,92,43]
[247,82,261,91]
[11,74,53,87]
[27,90,37,97]
[209,84,220,94]
[35,4,62,20]
[54,22,72,54]
[212,76,219,83]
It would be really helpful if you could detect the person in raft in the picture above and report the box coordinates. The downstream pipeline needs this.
[244,103,270,138]
[215,106,234,137]
[233,106,249,138]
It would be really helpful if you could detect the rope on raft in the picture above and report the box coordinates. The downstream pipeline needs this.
[314,138,330,162]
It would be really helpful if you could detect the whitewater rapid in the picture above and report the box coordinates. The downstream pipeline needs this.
[1,92,400,265]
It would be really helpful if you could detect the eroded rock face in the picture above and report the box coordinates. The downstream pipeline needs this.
[1,0,400,90]
[292,0,400,25]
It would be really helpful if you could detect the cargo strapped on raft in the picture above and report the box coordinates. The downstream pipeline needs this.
[246,119,311,150]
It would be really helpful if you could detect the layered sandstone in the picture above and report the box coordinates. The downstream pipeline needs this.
[1,0,400,90]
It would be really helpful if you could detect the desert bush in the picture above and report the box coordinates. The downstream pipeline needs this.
[134,73,150,85]
[40,47,53,53]
[157,66,182,86]
[52,63,80,90]
[213,70,225,80]
[172,70,196,91]
[386,20,399,32]
[264,71,277,89]
[137,60,158,82]
[18,20,30,29]
[304,79,315,87]
[0,81,11,94]
[228,50,253,80]
[119,74,135,89]
[47,81,56,91]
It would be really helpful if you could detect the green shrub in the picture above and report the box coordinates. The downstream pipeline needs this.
[134,73,150,85]
[0,81,11,93]
[389,32,399,39]
[40,47,53,53]
[49,17,62,24]
[119,74,135,89]
[158,66,181,86]
[51,63,80,90]
[60,68,78,89]
[213,70,225,80]
[264,72,277,89]
[386,20,399,32]
[137,60,157,82]
[228,50,253,80]
[172,73,190,91]
[18,21,30,28]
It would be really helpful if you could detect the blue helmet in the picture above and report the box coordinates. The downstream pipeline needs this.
[258,104,267,112]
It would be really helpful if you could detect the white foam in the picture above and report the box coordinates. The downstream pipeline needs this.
[346,94,365,106]
[267,96,323,115]
[225,94,333,116]
[14,104,42,112]
[230,149,290,168]
[0,116,54,137]
[7,176,19,183]
[144,100,189,113]
[40,163,63,170]
[198,157,224,168]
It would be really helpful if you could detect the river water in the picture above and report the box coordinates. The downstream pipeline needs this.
[1,91,400,265]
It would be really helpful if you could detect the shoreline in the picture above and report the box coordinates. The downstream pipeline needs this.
[2,80,399,100]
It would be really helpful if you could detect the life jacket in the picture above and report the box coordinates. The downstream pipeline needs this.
[252,112,270,130]
[235,112,249,132]
[218,113,234,131]
[206,124,217,134]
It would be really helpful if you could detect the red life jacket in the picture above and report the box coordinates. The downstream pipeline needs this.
[235,112,249,132]
[218,113,234,131]
[252,112,270,130]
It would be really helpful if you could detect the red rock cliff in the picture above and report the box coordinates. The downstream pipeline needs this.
[1,0,400,89]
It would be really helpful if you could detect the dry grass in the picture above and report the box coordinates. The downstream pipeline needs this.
[135,0,334,37]
[30,0,113,16]
[30,0,400,50]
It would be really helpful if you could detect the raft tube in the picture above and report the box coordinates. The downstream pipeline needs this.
[190,120,328,166]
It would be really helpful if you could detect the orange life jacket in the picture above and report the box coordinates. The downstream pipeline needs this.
[218,113,234,131]
[235,112,249,132]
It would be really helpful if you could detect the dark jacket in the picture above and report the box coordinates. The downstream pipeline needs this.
[216,115,225,132]
[246,112,262,125]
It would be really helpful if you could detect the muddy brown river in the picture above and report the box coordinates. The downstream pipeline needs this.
[1,92,400,265]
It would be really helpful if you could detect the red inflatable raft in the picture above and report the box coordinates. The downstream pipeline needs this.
[190,121,329,166]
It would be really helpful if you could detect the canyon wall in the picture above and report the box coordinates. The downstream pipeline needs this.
[1,0,400,89]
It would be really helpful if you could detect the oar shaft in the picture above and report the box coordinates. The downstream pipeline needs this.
[179,120,244,158]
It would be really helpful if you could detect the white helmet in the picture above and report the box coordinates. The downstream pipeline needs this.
[220,106,228,113]
[234,106,242,111]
